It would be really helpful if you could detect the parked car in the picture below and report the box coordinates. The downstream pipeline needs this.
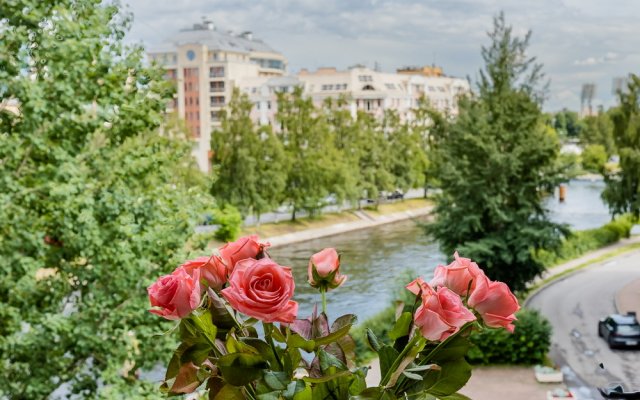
[386,190,404,200]
[598,312,640,348]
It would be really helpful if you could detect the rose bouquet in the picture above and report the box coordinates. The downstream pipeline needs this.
[148,236,519,399]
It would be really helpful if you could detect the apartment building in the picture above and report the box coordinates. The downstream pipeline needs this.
[237,65,470,127]
[147,19,287,171]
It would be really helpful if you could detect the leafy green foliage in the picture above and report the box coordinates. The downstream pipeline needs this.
[603,74,640,218]
[581,112,615,155]
[277,88,353,220]
[426,13,566,291]
[466,309,551,365]
[581,144,608,173]
[211,88,287,219]
[534,214,634,267]
[213,205,243,242]
[0,1,210,398]
[554,109,584,138]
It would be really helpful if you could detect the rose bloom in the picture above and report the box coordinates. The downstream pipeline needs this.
[308,248,347,290]
[219,235,270,273]
[430,252,485,296]
[408,278,476,341]
[221,258,298,324]
[148,267,201,320]
[180,255,227,290]
[468,274,520,332]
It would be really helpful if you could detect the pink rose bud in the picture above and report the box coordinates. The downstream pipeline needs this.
[468,274,520,332]
[180,255,227,290]
[219,235,270,273]
[148,267,201,320]
[430,252,485,296]
[308,248,347,290]
[409,279,476,341]
[221,258,298,324]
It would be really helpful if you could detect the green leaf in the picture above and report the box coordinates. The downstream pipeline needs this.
[180,342,213,366]
[217,353,269,386]
[319,348,347,372]
[263,370,289,391]
[440,393,472,400]
[212,384,244,400]
[314,314,356,347]
[378,345,400,379]
[388,312,412,341]
[402,371,423,381]
[191,310,218,346]
[366,328,382,352]
[287,333,316,352]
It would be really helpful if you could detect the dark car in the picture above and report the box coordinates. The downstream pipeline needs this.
[386,190,404,200]
[598,312,640,348]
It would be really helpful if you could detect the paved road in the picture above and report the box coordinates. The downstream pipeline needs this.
[528,249,640,397]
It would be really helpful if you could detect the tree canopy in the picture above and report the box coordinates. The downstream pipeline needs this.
[426,13,565,291]
[0,1,210,397]
[603,74,640,218]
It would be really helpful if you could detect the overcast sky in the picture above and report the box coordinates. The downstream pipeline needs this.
[124,0,640,112]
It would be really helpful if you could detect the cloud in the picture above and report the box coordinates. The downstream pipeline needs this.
[573,52,622,66]
[124,0,640,111]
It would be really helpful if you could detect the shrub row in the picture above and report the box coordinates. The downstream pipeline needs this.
[534,214,634,267]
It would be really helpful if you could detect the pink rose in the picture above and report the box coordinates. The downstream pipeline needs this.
[148,267,201,320]
[180,255,227,290]
[221,258,298,324]
[219,235,270,273]
[308,248,347,290]
[468,274,520,332]
[409,279,476,341]
[430,252,485,296]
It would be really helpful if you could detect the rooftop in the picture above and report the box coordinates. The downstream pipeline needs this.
[148,19,281,55]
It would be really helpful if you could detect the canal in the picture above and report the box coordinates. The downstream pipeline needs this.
[269,179,610,321]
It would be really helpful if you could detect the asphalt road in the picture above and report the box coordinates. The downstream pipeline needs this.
[528,249,640,398]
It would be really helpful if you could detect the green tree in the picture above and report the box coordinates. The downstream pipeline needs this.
[277,88,350,220]
[554,108,584,138]
[383,110,429,193]
[210,88,287,220]
[426,13,565,291]
[0,1,209,397]
[581,144,607,173]
[603,74,640,218]
[581,112,615,155]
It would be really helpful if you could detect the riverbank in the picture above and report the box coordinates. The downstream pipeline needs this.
[242,198,433,247]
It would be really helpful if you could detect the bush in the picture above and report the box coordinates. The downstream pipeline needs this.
[534,214,634,267]
[581,144,608,173]
[467,309,551,365]
[213,204,243,242]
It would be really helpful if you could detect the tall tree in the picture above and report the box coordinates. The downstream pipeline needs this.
[0,1,208,397]
[211,88,286,220]
[277,88,350,220]
[427,13,565,291]
[581,111,616,155]
[602,74,640,218]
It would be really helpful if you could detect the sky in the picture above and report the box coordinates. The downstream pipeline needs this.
[123,0,640,112]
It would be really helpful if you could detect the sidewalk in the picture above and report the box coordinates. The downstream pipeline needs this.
[616,279,640,316]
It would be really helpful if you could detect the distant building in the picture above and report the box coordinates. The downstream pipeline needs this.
[238,66,470,127]
[147,19,287,171]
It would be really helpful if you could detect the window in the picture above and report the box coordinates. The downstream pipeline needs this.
[437,87,445,92]
[210,81,225,92]
[210,96,225,106]
[209,66,224,78]
[385,83,396,90]
[211,111,221,121]
[428,86,436,92]
[321,84,334,91]
[362,84,375,91]
[358,75,373,82]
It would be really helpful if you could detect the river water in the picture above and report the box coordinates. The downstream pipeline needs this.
[269,179,610,321]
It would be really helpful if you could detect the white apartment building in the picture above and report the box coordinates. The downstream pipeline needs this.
[237,66,470,127]
[147,19,287,171]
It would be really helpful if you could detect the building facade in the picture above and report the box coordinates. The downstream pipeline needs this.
[149,21,469,172]
[147,19,287,171]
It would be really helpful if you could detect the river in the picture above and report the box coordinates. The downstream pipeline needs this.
[269,179,610,321]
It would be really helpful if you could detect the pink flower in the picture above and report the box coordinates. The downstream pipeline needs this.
[409,279,476,341]
[219,235,270,273]
[430,252,485,296]
[468,274,520,332]
[180,255,227,290]
[221,258,298,324]
[308,248,347,290]
[148,267,201,320]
